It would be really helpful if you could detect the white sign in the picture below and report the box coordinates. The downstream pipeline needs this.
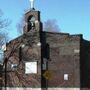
[64,74,68,80]
[25,62,37,74]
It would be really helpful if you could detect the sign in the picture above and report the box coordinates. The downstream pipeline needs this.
[42,58,47,70]
[43,70,51,80]
[64,74,68,80]
[25,62,37,74]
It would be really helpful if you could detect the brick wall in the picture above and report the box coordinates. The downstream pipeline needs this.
[45,32,81,88]
[3,31,41,87]
[3,31,83,88]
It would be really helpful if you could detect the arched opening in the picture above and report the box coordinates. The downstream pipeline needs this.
[27,16,35,31]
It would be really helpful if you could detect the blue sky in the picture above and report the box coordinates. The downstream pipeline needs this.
[0,0,90,40]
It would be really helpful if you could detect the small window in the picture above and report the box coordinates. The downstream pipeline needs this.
[25,62,37,74]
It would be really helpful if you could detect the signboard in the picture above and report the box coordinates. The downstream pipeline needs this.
[43,70,51,80]
[25,62,37,74]
[42,58,47,70]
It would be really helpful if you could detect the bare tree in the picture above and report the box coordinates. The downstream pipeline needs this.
[0,10,10,30]
[0,9,10,44]
[0,9,10,64]
[43,19,60,32]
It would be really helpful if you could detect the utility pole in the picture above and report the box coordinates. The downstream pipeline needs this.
[40,32,49,90]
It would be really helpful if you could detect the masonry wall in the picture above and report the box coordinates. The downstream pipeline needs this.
[2,31,82,89]
[3,31,41,88]
[44,32,81,88]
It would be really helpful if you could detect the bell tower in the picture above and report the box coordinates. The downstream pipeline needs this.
[24,10,41,33]
[23,0,42,33]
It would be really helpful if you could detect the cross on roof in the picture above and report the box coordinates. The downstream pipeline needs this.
[29,0,35,9]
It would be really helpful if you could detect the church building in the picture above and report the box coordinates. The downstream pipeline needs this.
[1,4,90,90]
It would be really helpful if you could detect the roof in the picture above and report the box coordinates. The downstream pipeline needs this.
[8,31,83,44]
